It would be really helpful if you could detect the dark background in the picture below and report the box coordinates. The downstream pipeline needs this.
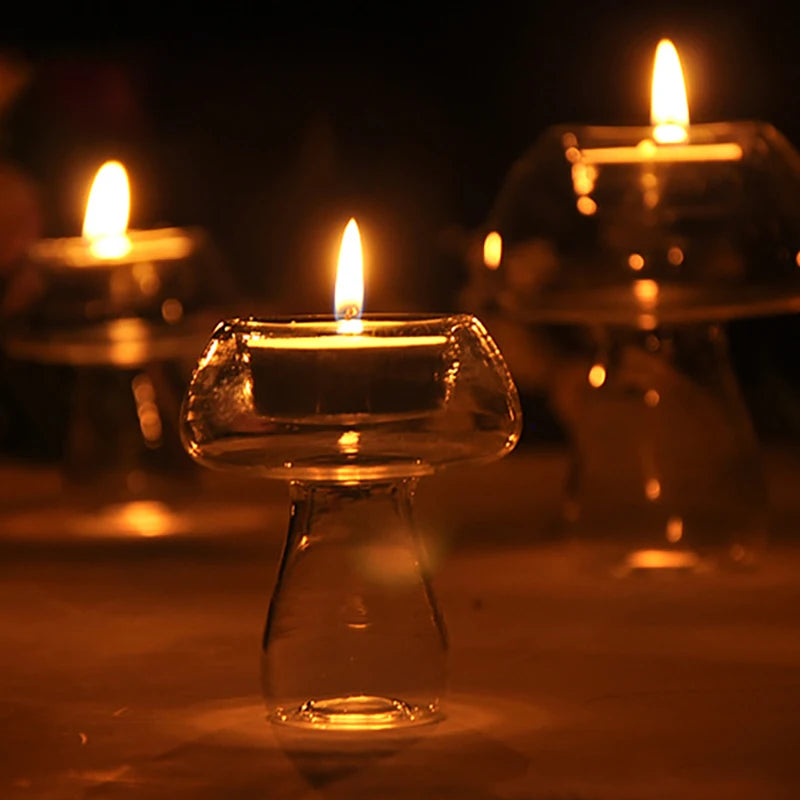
[1,0,799,443]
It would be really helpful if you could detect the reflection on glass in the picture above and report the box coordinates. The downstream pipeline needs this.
[559,324,766,571]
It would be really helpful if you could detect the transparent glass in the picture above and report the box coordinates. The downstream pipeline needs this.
[264,480,446,728]
[0,225,230,519]
[181,313,521,729]
[464,121,800,571]
[484,121,800,324]
[553,322,767,573]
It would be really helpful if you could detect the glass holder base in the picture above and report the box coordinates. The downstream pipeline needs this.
[271,694,442,731]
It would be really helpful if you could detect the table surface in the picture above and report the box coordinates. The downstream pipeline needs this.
[1,448,800,799]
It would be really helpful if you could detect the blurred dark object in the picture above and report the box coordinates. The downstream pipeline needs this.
[0,163,40,269]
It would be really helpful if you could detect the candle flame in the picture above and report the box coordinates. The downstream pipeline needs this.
[335,218,364,333]
[83,161,132,259]
[651,39,689,144]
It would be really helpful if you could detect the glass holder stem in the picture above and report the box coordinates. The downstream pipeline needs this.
[262,479,447,730]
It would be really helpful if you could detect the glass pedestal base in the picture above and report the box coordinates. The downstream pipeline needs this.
[271,694,442,731]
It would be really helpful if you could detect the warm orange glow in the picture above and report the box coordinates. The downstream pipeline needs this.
[668,246,685,266]
[576,196,597,216]
[666,516,684,543]
[628,253,645,271]
[730,543,747,562]
[115,500,175,538]
[160,298,183,324]
[571,162,598,195]
[651,39,689,144]
[581,142,742,164]
[626,549,699,570]
[644,389,660,407]
[634,279,659,306]
[796,251,800,268]
[337,430,361,454]
[571,42,742,171]
[131,373,163,446]
[645,478,661,501]
[638,313,657,330]
[83,161,132,259]
[588,364,607,388]
[335,218,364,333]
[483,231,503,269]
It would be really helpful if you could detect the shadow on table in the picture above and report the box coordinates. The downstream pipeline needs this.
[82,724,529,799]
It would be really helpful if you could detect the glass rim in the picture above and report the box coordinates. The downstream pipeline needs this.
[217,312,476,331]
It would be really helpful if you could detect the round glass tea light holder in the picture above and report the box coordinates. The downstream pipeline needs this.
[490,119,800,327]
[470,40,800,573]
[5,160,226,338]
[0,162,234,521]
[14,226,214,332]
[181,313,522,730]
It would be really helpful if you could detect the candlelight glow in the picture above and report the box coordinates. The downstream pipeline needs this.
[114,500,175,538]
[337,429,361,454]
[335,218,364,333]
[666,516,684,543]
[131,373,163,447]
[628,253,645,271]
[483,231,502,269]
[651,39,689,144]
[83,161,132,259]
[634,279,659,306]
[576,196,597,216]
[588,364,606,388]
[667,246,685,266]
[626,548,699,570]
[645,478,661,500]
[581,142,742,164]
[644,389,660,407]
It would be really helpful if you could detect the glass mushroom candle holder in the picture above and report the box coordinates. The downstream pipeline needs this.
[9,162,220,331]
[470,40,800,572]
[181,222,521,729]
[1,161,227,503]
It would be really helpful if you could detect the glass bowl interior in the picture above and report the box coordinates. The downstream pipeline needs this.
[181,314,521,481]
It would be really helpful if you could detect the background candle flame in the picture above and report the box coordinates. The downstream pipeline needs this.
[82,161,132,258]
[335,218,364,332]
[651,39,689,144]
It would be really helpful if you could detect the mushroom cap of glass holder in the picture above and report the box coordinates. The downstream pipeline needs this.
[478,122,800,328]
[180,313,522,482]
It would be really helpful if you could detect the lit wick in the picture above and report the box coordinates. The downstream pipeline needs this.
[341,303,360,321]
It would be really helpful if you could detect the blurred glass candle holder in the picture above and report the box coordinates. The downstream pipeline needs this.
[1,161,228,510]
[470,40,800,572]
[8,162,220,332]
[181,220,521,730]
